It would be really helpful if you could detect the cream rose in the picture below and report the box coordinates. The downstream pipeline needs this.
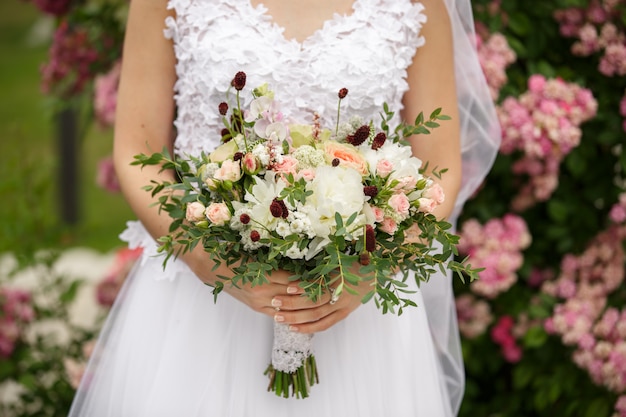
[322,142,369,176]
[205,203,231,226]
[214,159,242,182]
[185,202,206,222]
[423,183,445,205]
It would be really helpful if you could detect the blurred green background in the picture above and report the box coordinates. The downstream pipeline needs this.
[0,0,133,255]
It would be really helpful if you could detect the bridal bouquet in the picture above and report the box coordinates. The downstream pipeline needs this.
[134,71,481,399]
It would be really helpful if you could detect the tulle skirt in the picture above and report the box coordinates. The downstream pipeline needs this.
[68,250,454,417]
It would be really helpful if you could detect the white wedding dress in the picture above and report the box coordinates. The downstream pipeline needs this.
[69,0,501,416]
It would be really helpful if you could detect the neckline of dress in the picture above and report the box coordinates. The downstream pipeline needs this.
[246,0,362,46]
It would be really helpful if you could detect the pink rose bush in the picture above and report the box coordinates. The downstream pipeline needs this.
[555,1,626,77]
[497,75,597,210]
[491,316,523,363]
[95,156,121,193]
[30,0,73,16]
[41,21,101,97]
[456,294,494,339]
[476,31,517,100]
[0,288,35,358]
[540,201,626,415]
[93,60,121,128]
[458,214,531,298]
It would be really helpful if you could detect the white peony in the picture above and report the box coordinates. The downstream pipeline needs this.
[359,141,421,178]
[303,166,367,256]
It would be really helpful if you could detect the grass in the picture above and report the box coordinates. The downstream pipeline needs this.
[0,1,133,254]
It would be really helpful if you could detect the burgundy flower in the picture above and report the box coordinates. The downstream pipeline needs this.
[250,230,261,242]
[221,128,231,142]
[365,224,376,252]
[33,0,73,17]
[270,200,283,218]
[338,88,349,99]
[346,125,370,146]
[240,213,250,224]
[270,198,289,219]
[218,102,229,115]
[371,132,387,150]
[332,158,340,167]
[363,185,378,198]
[231,71,247,91]
[359,253,371,266]
[233,152,244,161]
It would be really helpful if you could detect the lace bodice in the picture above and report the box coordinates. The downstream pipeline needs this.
[164,0,426,158]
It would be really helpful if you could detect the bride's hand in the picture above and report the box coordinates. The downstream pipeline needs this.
[274,263,374,334]
[184,247,332,318]
[222,269,333,318]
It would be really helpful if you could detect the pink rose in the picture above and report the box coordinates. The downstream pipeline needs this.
[379,217,398,235]
[185,202,206,222]
[423,183,445,205]
[297,168,316,181]
[376,159,394,177]
[528,74,546,93]
[371,205,385,223]
[96,156,121,193]
[214,159,242,182]
[242,153,262,175]
[393,176,418,193]
[418,197,437,213]
[388,193,410,219]
[272,155,298,177]
[205,203,231,226]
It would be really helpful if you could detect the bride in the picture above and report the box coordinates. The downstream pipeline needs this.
[68,0,499,416]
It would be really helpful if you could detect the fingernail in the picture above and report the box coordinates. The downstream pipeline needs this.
[289,326,298,332]
[271,298,282,307]
[287,286,298,294]
[274,314,284,323]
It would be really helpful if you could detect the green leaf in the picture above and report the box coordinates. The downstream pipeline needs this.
[584,398,610,417]
[59,280,83,304]
[547,200,569,223]
[523,326,548,348]
[18,373,38,390]
[508,12,532,36]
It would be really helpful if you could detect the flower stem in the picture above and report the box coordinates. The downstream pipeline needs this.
[335,98,343,137]
[236,91,249,151]
[264,355,319,399]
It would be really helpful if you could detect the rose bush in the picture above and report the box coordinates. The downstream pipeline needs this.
[457,1,626,416]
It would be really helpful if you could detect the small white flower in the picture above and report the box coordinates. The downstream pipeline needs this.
[293,145,326,169]
[275,220,291,238]
[252,143,271,166]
